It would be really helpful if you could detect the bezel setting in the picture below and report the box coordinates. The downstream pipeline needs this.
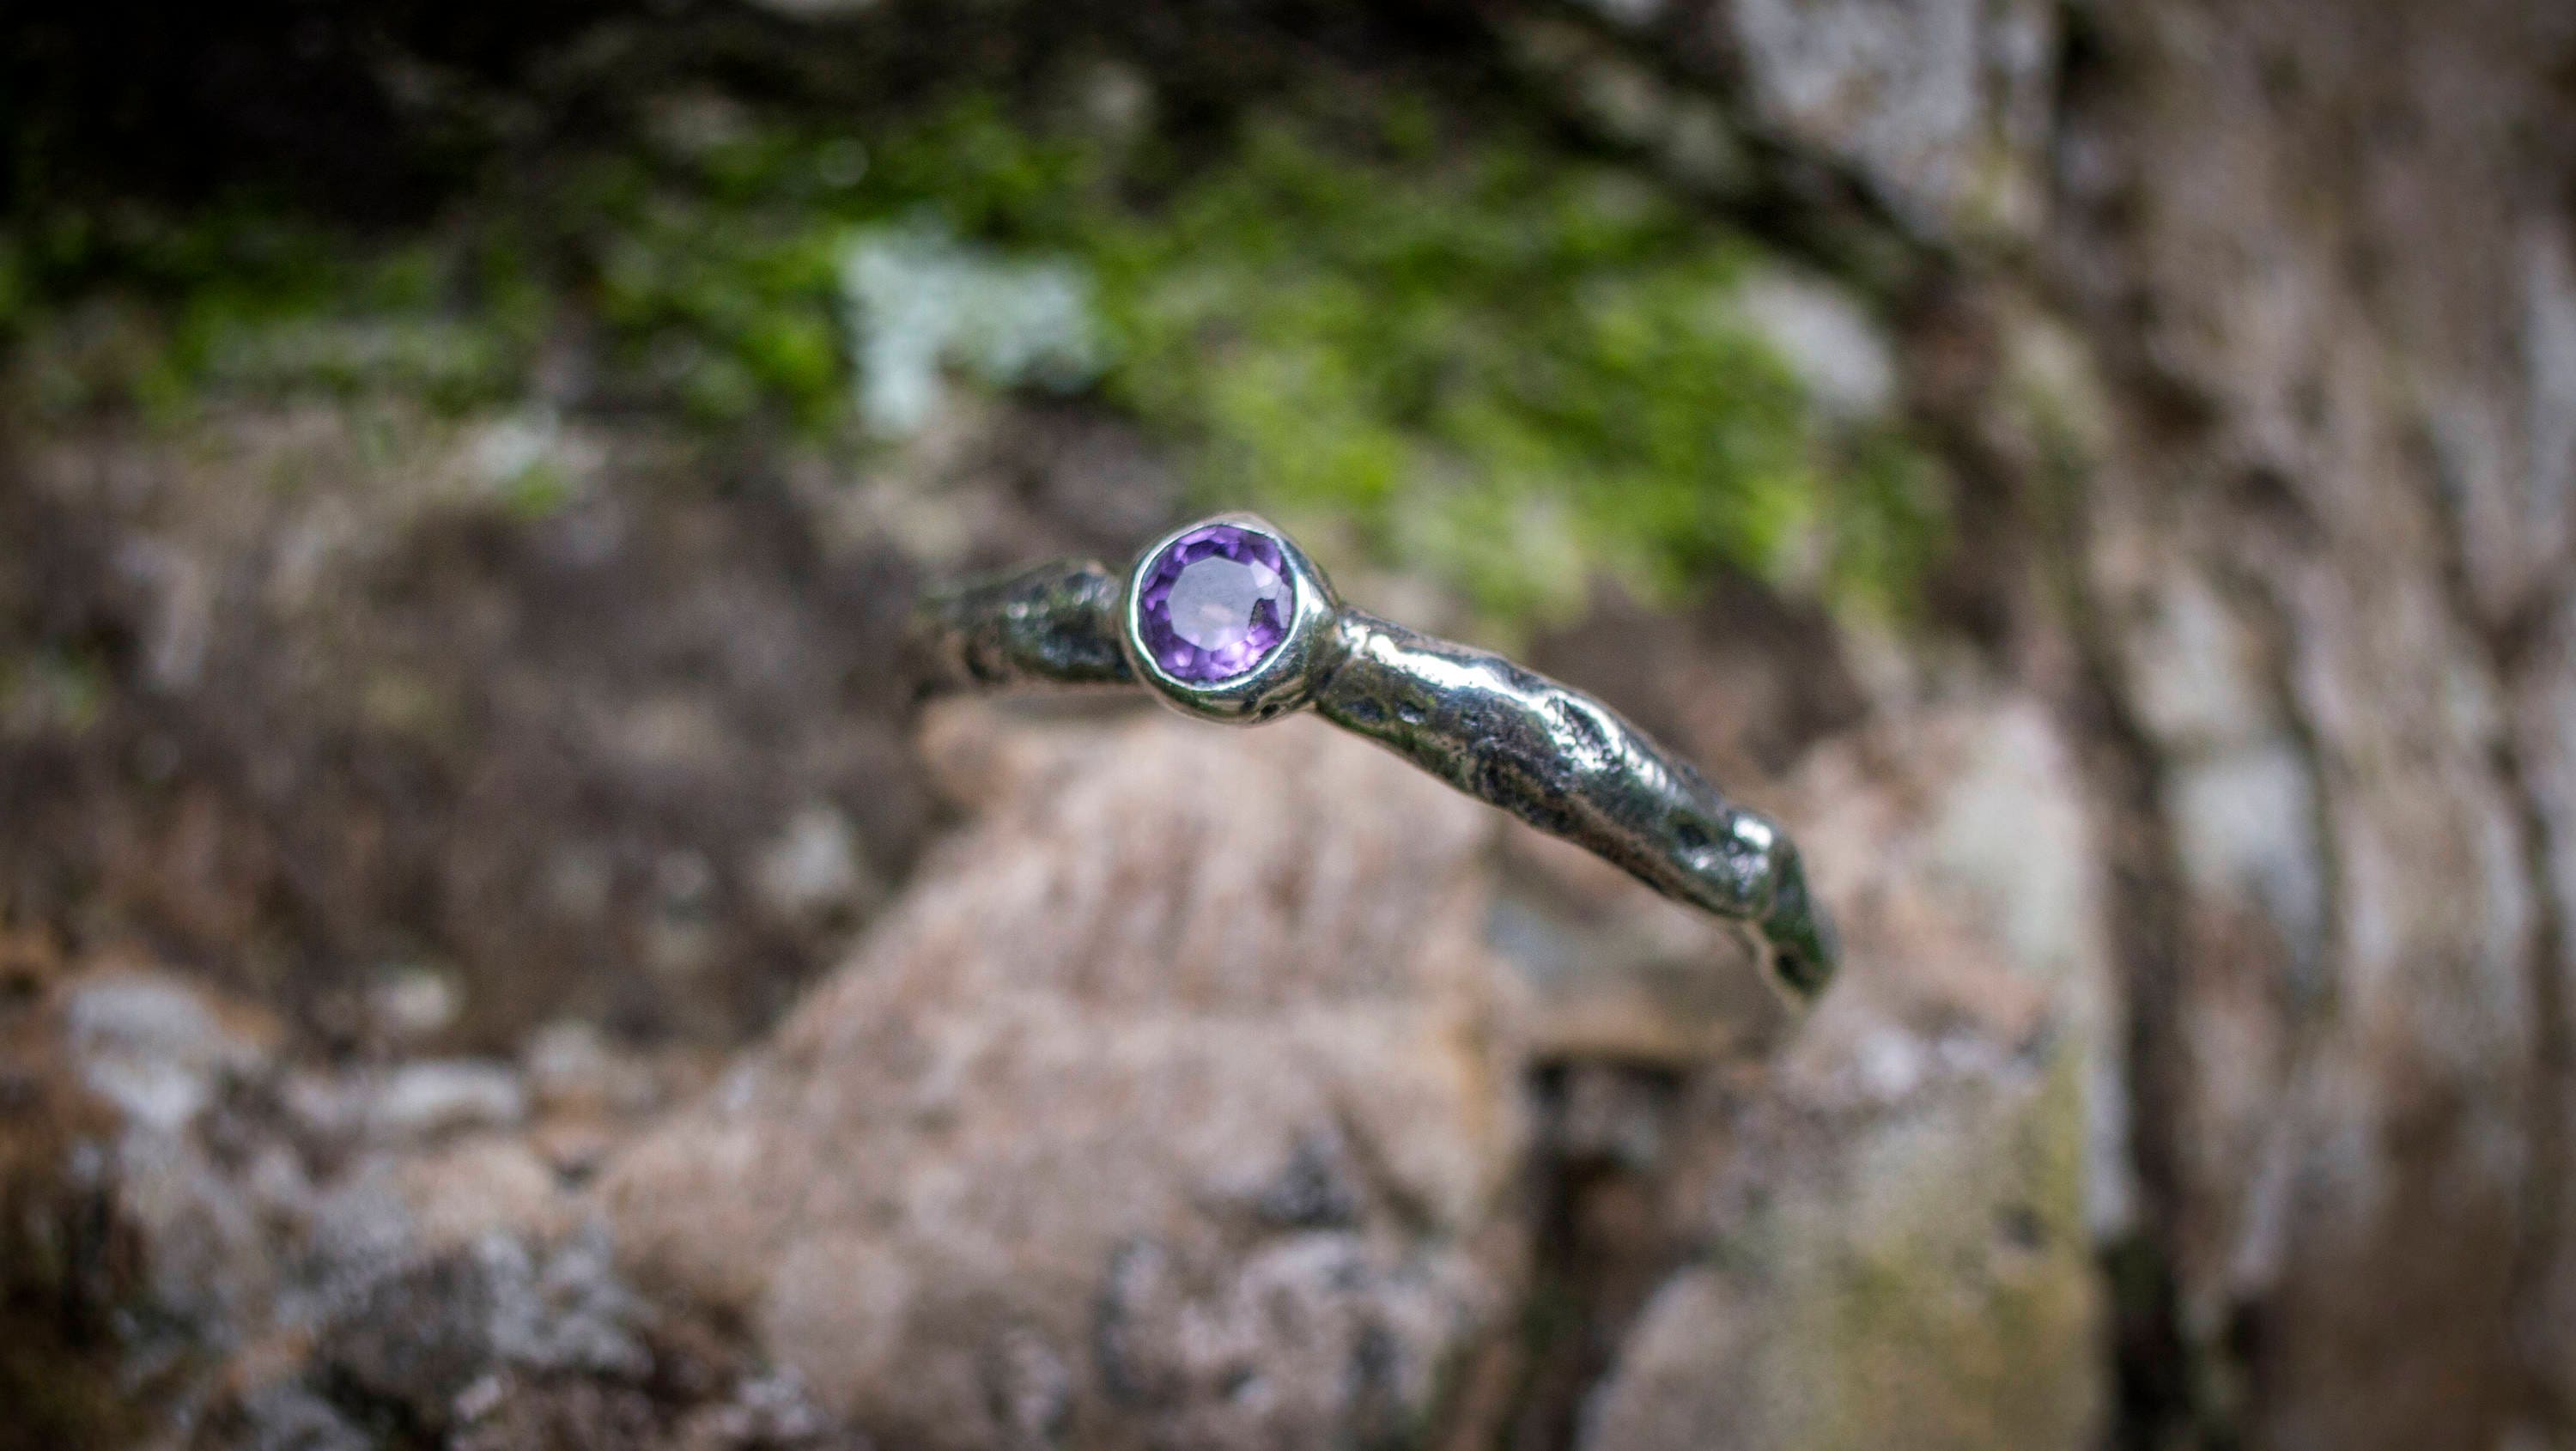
[1121,513,1339,724]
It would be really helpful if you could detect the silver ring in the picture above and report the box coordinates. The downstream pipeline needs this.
[908,512,1838,1002]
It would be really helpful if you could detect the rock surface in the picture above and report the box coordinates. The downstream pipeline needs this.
[2046,3,2576,1444]
[8,2,2576,1448]
[605,703,1528,1448]
[0,952,806,1451]
[1577,699,2113,1451]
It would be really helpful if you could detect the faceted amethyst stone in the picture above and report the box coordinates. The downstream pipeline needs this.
[1136,524,1295,683]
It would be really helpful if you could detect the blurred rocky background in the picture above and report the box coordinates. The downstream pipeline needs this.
[2,1,2572,1448]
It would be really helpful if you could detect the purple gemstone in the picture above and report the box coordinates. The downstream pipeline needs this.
[1136,524,1295,683]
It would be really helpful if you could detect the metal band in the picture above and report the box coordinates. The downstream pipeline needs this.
[908,515,1838,1002]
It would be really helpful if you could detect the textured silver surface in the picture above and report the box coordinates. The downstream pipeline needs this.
[908,558,1134,691]
[911,514,1838,1001]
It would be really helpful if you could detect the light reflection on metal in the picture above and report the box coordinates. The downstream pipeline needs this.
[909,513,1838,1002]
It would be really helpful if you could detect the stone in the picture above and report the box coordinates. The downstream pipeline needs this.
[750,802,878,926]
[1580,1065,2098,1451]
[603,702,1527,1449]
[394,1138,574,1251]
[1720,0,2058,238]
[2045,7,2576,1436]
[1734,270,1899,422]
[368,1060,531,1142]
[64,968,276,1134]
[840,221,1106,435]
[1134,523,1293,683]
[1575,697,2116,1451]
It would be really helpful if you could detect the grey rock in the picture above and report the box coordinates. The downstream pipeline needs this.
[841,222,1107,436]
[65,970,272,1134]
[218,1383,374,1451]
[1582,1069,2096,1451]
[483,1224,654,1380]
[1577,697,2114,1450]
[1734,270,1899,422]
[369,1060,530,1141]
[750,802,880,926]
[308,1227,653,1433]
[1723,0,2056,237]
[316,1248,515,1430]
[605,703,1528,1448]
[2049,3,2576,1437]
[1093,1232,1478,1450]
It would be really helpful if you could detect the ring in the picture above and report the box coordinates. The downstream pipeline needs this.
[908,513,1838,1001]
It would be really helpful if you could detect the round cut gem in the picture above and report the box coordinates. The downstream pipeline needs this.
[1136,524,1294,683]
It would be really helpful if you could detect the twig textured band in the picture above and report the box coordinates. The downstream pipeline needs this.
[909,513,1838,1001]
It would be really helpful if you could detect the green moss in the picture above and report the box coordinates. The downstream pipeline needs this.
[906,107,1947,621]
[4,91,1950,621]
[1817,423,1950,618]
[0,647,108,738]
[5,206,538,418]
[1075,126,1814,619]
[493,457,580,523]
[1065,117,1950,623]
